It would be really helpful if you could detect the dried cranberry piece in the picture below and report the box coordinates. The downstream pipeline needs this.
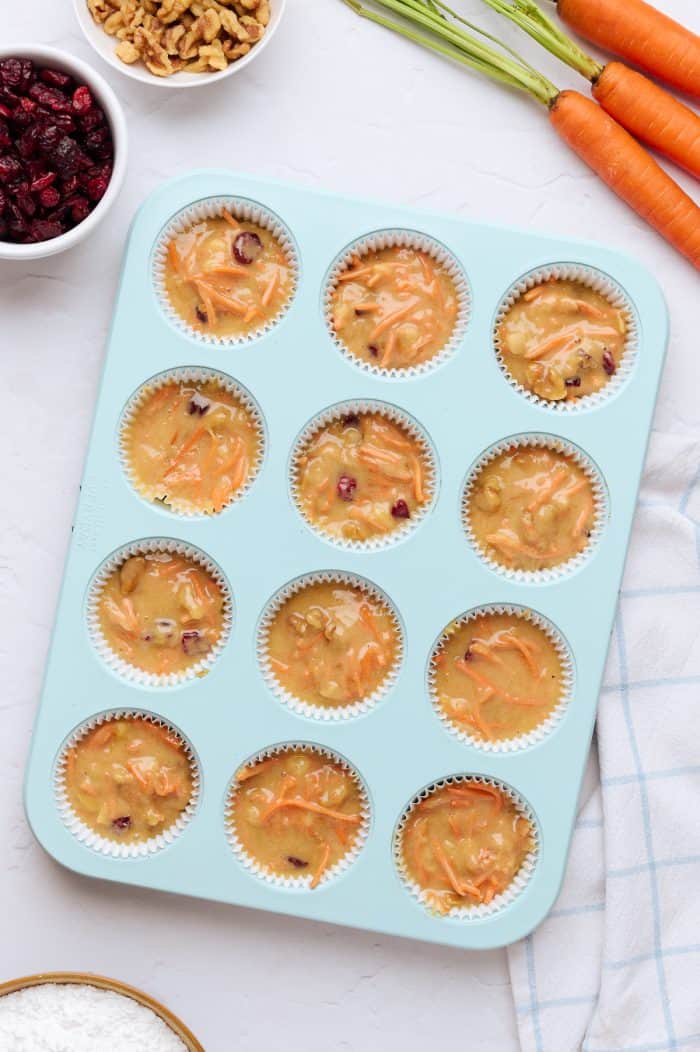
[195,305,207,323]
[368,344,379,358]
[29,82,72,113]
[72,85,93,115]
[44,111,76,134]
[0,58,25,89]
[391,499,410,519]
[565,376,581,388]
[40,68,73,89]
[181,630,211,656]
[29,218,64,241]
[0,103,11,120]
[232,231,263,265]
[39,186,60,209]
[337,474,357,501]
[0,120,10,150]
[80,109,104,132]
[112,816,132,832]
[69,196,91,223]
[17,127,38,159]
[52,136,81,176]
[61,173,79,195]
[30,171,56,193]
[602,350,616,376]
[16,191,36,217]
[0,154,24,185]
[286,856,309,869]
[86,173,109,202]
[188,393,210,416]
[342,412,360,428]
[35,123,62,154]
[463,646,474,661]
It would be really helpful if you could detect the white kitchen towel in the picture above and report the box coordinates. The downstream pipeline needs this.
[508,430,700,1052]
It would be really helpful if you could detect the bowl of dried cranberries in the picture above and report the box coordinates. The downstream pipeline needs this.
[0,45,127,260]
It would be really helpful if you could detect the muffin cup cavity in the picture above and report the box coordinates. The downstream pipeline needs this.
[55,709,200,860]
[394,775,538,920]
[225,742,371,890]
[463,432,609,584]
[86,538,233,688]
[428,603,574,753]
[118,367,266,518]
[257,571,404,722]
[324,228,470,379]
[152,196,299,347]
[290,399,439,553]
[494,263,638,412]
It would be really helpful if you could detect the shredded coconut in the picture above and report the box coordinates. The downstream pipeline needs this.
[0,983,188,1052]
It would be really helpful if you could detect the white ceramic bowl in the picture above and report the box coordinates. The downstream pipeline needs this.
[0,45,127,262]
[73,0,286,88]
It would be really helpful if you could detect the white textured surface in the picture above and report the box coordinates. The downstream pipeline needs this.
[0,1,696,1050]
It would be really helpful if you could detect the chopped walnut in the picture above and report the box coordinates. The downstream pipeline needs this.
[86,0,267,76]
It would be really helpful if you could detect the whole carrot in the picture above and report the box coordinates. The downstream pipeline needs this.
[557,0,700,100]
[340,0,700,267]
[476,0,700,179]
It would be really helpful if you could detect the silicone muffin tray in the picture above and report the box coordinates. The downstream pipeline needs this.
[25,170,668,950]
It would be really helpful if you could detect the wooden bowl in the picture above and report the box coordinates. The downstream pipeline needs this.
[0,972,204,1050]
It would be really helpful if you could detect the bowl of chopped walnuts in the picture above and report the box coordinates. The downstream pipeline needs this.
[73,0,285,86]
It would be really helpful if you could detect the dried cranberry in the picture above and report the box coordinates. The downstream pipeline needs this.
[61,173,79,195]
[0,154,23,184]
[16,191,36,217]
[40,68,73,90]
[232,230,263,265]
[188,393,210,415]
[29,82,72,113]
[181,630,211,656]
[52,136,81,176]
[342,412,360,428]
[391,499,410,519]
[602,350,616,376]
[195,305,207,323]
[0,59,25,90]
[0,103,11,120]
[565,376,581,388]
[72,86,93,115]
[368,344,379,358]
[463,646,474,661]
[337,474,357,501]
[38,186,60,209]
[0,120,11,150]
[17,127,38,159]
[29,218,63,242]
[286,856,309,869]
[112,816,132,832]
[80,109,104,132]
[30,170,55,192]
[35,123,62,154]
[70,197,91,223]
[86,174,109,202]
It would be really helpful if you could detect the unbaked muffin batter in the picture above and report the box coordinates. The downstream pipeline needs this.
[295,411,430,543]
[124,378,261,514]
[432,612,563,742]
[467,444,596,572]
[64,717,194,844]
[230,750,365,887]
[266,580,398,710]
[498,279,627,402]
[164,211,293,339]
[331,245,459,370]
[97,551,225,676]
[400,781,534,914]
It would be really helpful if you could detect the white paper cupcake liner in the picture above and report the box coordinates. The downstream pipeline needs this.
[152,196,299,348]
[257,571,404,721]
[494,263,638,412]
[427,603,574,753]
[225,742,371,890]
[118,366,266,518]
[290,399,439,552]
[323,228,470,379]
[462,432,609,584]
[55,709,200,860]
[394,775,538,920]
[86,538,233,688]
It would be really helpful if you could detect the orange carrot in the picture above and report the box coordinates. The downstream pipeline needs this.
[549,91,700,268]
[342,0,700,268]
[479,0,700,179]
[557,0,700,100]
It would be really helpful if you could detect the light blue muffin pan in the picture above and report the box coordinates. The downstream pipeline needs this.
[24,170,668,950]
